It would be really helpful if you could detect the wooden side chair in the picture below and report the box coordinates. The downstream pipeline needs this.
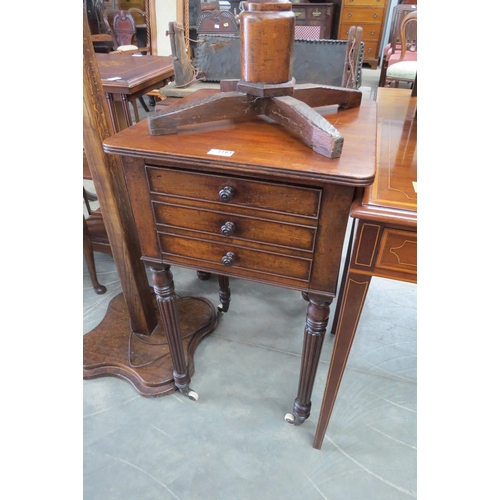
[381,10,417,88]
[378,5,417,87]
[83,152,111,294]
[102,8,154,116]
[196,9,240,36]
[158,22,222,101]
[159,21,363,102]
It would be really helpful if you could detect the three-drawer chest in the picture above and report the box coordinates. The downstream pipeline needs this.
[103,89,377,431]
[338,0,388,68]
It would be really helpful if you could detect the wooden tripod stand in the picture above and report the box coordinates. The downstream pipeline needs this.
[148,1,363,159]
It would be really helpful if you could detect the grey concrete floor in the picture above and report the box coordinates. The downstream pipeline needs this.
[83,67,417,499]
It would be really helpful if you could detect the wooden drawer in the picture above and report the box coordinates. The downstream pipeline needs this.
[306,6,332,21]
[293,8,307,21]
[153,201,317,252]
[362,41,379,58]
[293,5,332,21]
[343,0,386,6]
[341,7,384,24]
[375,228,417,275]
[157,232,312,283]
[339,22,382,40]
[147,166,321,219]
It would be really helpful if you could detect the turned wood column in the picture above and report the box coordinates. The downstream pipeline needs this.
[217,275,231,313]
[83,9,157,335]
[149,264,194,397]
[286,293,332,425]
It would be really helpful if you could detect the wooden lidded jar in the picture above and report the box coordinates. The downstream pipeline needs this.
[240,0,295,84]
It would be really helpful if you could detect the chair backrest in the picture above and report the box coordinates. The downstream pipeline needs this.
[194,33,364,88]
[168,21,201,87]
[103,8,150,52]
[196,9,239,35]
[399,10,417,61]
[387,4,417,56]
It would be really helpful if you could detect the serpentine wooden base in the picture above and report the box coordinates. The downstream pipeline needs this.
[83,291,219,397]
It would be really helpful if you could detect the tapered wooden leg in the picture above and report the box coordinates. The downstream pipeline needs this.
[150,263,198,400]
[285,294,332,425]
[217,275,231,313]
[331,219,356,334]
[313,271,372,449]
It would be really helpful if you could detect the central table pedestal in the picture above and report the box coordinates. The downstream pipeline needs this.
[83,291,219,397]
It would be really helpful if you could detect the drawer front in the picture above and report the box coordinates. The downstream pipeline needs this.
[375,228,417,274]
[158,233,312,282]
[339,22,381,40]
[343,0,386,6]
[362,41,379,59]
[293,8,307,21]
[147,166,321,219]
[306,6,331,21]
[153,202,317,252]
[341,8,384,24]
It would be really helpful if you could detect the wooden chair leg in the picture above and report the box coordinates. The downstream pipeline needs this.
[132,99,140,123]
[84,217,107,294]
[138,96,150,113]
[378,57,388,87]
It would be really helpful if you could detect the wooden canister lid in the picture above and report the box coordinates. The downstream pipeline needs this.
[244,1,292,12]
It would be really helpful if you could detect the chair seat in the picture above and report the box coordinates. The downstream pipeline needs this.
[117,44,139,52]
[386,60,417,80]
[387,50,417,66]
[159,81,221,98]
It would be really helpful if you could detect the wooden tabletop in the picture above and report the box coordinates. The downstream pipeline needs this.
[104,90,378,187]
[97,53,174,95]
[352,87,417,225]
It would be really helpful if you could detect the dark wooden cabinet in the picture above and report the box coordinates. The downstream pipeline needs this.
[292,2,335,39]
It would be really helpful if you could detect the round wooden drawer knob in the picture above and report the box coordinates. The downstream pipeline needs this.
[221,252,236,266]
[219,186,235,202]
[221,221,236,236]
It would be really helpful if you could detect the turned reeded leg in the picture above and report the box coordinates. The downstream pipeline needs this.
[150,263,198,401]
[285,293,332,425]
[217,275,231,313]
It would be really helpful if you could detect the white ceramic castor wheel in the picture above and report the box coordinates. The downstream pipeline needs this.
[187,390,199,401]
[217,304,225,313]
[284,413,296,424]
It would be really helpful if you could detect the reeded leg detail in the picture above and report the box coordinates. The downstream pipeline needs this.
[285,294,332,425]
[217,275,231,313]
[150,264,198,401]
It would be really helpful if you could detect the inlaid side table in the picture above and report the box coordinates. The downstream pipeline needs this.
[314,87,417,449]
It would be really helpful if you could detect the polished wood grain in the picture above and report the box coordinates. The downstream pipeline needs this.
[97,53,173,95]
[83,291,219,397]
[97,52,174,131]
[109,89,376,186]
[103,90,377,430]
[83,9,156,335]
[83,10,217,398]
[148,4,363,159]
[239,0,295,84]
[313,87,417,449]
